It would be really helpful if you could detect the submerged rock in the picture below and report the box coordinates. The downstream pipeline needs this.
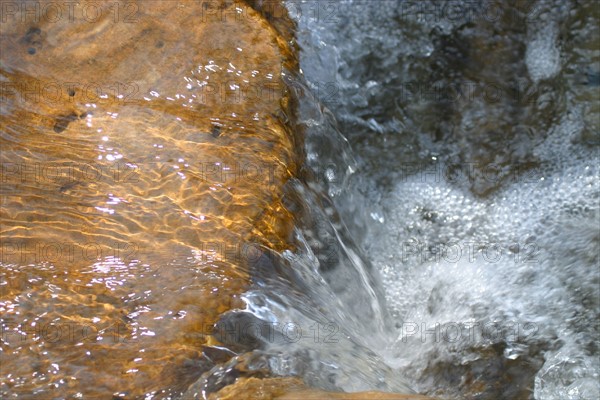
[0,0,426,398]
[0,0,299,396]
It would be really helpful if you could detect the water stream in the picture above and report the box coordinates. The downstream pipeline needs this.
[0,1,597,399]
[238,0,599,398]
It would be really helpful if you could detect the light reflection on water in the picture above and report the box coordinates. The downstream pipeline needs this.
[0,0,409,398]
[2,0,598,399]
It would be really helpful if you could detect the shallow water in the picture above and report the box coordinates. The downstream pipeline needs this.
[0,2,305,397]
[0,0,598,399]
[0,1,410,398]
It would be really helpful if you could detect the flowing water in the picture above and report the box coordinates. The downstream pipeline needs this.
[0,0,409,397]
[0,0,598,399]
[283,0,599,399]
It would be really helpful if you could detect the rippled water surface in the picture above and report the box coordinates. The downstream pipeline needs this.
[1,0,598,399]
[0,1,409,398]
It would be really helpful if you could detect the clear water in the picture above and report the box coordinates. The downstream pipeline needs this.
[1,1,597,399]
[264,0,599,398]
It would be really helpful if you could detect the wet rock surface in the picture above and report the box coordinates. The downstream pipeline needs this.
[1,0,300,397]
[0,0,429,398]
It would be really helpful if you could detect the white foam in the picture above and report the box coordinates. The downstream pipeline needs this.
[290,0,599,397]
[526,25,562,83]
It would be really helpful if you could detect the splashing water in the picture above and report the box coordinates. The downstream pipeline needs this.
[284,0,600,398]
[1,0,597,398]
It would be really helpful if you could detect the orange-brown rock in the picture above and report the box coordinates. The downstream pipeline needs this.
[0,1,428,398]
[1,1,299,397]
